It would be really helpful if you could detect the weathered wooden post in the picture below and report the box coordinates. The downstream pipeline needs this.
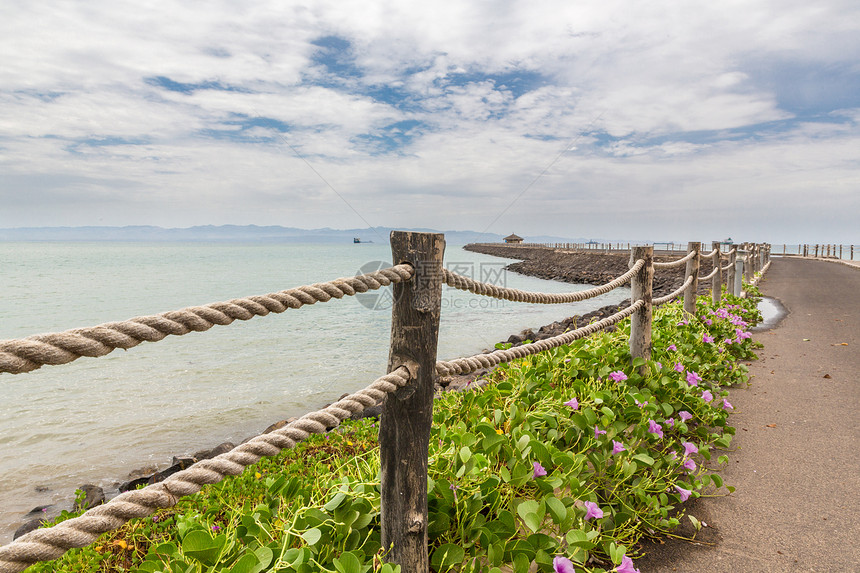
[711,241,722,304]
[726,249,737,296]
[380,230,445,572]
[852,245,854,260]
[744,247,753,283]
[683,242,700,315]
[735,253,744,295]
[629,245,653,371]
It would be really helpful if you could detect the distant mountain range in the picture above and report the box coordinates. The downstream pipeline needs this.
[0,225,594,245]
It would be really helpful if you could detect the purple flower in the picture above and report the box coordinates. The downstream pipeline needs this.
[449,484,458,501]
[686,371,702,386]
[678,410,693,422]
[703,334,714,343]
[722,399,733,410]
[736,330,752,340]
[724,338,734,345]
[634,399,647,408]
[565,397,579,410]
[212,524,220,532]
[655,361,663,370]
[533,461,547,478]
[648,420,664,438]
[615,554,641,573]
[594,425,607,439]
[609,371,628,382]
[701,390,713,403]
[705,319,713,326]
[668,450,677,460]
[665,417,675,427]
[667,344,677,351]
[612,440,626,454]
[583,501,604,521]
[675,485,691,501]
[553,556,576,573]
[683,457,697,473]
[677,319,689,326]
[674,362,684,373]
[682,441,698,456]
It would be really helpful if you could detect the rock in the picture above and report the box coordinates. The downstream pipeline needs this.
[147,458,196,485]
[127,465,159,480]
[13,519,45,540]
[119,476,149,493]
[192,442,235,460]
[74,484,105,512]
[262,420,288,434]
[350,402,384,421]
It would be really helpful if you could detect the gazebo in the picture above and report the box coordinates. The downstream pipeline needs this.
[504,233,524,244]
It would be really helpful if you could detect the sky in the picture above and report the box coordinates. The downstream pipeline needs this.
[1,0,859,243]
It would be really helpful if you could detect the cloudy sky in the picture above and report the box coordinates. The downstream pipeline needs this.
[1,0,858,243]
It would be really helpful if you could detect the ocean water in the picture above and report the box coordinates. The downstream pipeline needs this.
[0,242,630,541]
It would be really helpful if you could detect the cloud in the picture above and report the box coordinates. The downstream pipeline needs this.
[0,0,858,242]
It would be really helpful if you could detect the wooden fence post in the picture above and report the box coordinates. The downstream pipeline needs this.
[726,249,737,296]
[629,245,653,370]
[711,241,722,304]
[380,230,445,572]
[735,254,744,296]
[683,242,700,315]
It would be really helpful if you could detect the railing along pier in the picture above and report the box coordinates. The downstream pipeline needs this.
[0,233,772,573]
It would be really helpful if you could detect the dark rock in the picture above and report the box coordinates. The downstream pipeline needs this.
[350,402,384,421]
[119,476,149,493]
[192,442,235,460]
[262,420,288,434]
[25,505,52,517]
[74,484,105,512]
[13,519,46,540]
[147,457,196,485]
[126,465,159,480]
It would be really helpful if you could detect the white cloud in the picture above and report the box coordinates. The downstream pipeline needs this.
[0,0,858,241]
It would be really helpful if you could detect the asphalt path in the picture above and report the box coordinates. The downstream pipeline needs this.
[636,257,860,572]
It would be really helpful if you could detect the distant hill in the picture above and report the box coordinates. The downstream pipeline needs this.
[0,225,591,245]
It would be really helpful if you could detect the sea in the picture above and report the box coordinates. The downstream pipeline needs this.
[0,241,630,541]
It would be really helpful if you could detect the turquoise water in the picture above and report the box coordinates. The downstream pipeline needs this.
[0,242,630,540]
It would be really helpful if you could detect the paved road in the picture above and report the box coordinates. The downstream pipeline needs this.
[636,257,860,572]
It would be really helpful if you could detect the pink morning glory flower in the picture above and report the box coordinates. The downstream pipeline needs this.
[724,338,733,345]
[594,425,607,438]
[675,485,691,501]
[722,399,733,410]
[553,556,576,573]
[533,461,547,478]
[686,371,702,386]
[648,420,664,438]
[615,554,641,573]
[667,344,677,351]
[701,390,713,402]
[583,501,603,521]
[703,334,714,343]
[674,362,684,373]
[677,319,689,326]
[705,319,713,326]
[612,440,626,454]
[678,410,693,422]
[665,417,675,427]
[683,457,697,473]
[565,397,579,410]
[635,399,647,408]
[609,371,628,382]
[655,361,663,370]
[737,330,752,340]
[682,442,698,455]
[668,450,677,459]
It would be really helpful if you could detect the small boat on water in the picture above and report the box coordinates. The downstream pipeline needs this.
[353,237,373,243]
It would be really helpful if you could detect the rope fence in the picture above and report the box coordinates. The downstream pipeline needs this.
[0,233,772,573]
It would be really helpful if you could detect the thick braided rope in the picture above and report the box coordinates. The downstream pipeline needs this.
[721,261,734,271]
[435,300,644,377]
[700,248,720,260]
[0,265,414,375]
[699,266,720,281]
[721,248,737,260]
[0,366,412,573]
[653,250,696,269]
[653,275,695,306]
[441,260,644,303]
